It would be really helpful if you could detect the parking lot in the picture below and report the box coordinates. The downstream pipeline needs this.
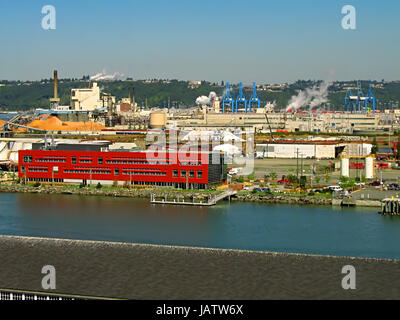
[230,158,400,186]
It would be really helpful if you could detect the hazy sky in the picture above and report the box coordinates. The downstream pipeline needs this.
[0,0,399,83]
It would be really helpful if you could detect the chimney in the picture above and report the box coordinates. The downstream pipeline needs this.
[53,70,58,100]
[132,87,135,106]
[50,69,60,105]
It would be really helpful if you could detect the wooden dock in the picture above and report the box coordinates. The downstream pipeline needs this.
[150,189,237,206]
[380,198,400,215]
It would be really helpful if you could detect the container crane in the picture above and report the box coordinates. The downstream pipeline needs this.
[249,82,260,112]
[222,82,234,114]
[235,82,247,113]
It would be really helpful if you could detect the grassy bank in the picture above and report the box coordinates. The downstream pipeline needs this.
[0,182,333,206]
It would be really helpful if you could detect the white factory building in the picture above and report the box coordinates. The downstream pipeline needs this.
[256,141,372,159]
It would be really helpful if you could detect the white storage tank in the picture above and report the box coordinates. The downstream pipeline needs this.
[340,157,350,177]
[149,111,166,129]
[365,156,375,179]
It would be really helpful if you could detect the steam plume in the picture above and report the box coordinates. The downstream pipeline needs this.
[90,69,126,81]
[195,91,217,105]
[286,81,330,112]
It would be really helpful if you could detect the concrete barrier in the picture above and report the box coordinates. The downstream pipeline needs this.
[0,235,399,299]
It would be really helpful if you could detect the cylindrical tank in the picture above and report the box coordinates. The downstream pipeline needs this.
[149,111,166,129]
[365,156,374,179]
[340,157,350,177]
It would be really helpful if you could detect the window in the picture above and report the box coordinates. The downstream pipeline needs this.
[197,171,203,178]
[115,168,119,176]
[72,157,76,164]
[189,170,194,178]
[181,170,186,177]
[21,166,25,172]
[98,157,103,165]
[23,156,32,163]
[173,170,178,177]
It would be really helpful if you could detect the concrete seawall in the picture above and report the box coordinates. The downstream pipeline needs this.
[0,235,400,299]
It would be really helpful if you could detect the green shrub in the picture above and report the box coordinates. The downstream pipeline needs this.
[96,182,102,189]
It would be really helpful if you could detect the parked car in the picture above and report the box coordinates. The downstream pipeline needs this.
[387,183,400,191]
[328,185,343,192]
[369,180,382,186]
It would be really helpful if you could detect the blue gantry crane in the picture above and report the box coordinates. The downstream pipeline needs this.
[222,82,235,113]
[356,80,364,112]
[249,82,261,112]
[235,82,247,113]
[364,82,376,114]
[345,90,356,112]
[344,81,376,114]
[222,81,261,113]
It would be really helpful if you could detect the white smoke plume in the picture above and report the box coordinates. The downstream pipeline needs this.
[286,81,330,112]
[265,101,276,112]
[195,91,217,105]
[90,70,125,81]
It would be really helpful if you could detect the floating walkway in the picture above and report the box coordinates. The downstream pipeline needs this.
[150,189,237,206]
[380,198,400,215]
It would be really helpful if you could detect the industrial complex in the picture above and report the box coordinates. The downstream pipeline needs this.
[0,70,398,192]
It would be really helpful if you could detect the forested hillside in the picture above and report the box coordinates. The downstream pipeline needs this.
[0,79,399,111]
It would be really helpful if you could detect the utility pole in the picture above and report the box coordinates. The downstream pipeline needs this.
[296,149,299,183]
[300,155,304,187]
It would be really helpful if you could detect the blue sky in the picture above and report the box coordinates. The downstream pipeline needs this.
[0,0,399,83]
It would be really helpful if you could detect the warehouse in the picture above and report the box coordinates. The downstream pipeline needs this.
[255,141,372,159]
[256,141,337,159]
[18,140,226,189]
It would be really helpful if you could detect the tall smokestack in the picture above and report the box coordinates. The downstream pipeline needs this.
[53,70,58,100]
[132,87,135,106]
[50,69,60,105]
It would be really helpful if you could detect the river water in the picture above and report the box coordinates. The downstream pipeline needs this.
[0,192,399,259]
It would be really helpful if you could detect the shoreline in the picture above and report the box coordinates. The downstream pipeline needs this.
[0,183,333,206]
[0,183,383,207]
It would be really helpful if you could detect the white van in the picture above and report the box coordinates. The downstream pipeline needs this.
[328,185,343,192]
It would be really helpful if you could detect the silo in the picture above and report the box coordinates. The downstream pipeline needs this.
[340,157,350,177]
[149,111,166,129]
[365,156,374,179]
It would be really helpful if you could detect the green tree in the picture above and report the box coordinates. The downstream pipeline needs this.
[325,173,331,184]
[269,172,277,180]
[247,172,256,181]
[361,174,367,183]
[287,173,297,183]
[371,137,378,154]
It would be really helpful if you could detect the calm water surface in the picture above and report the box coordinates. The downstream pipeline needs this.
[0,193,399,259]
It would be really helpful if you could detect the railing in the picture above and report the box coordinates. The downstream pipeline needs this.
[0,290,78,300]
[150,189,237,206]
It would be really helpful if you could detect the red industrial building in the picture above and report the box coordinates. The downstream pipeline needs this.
[18,140,227,189]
